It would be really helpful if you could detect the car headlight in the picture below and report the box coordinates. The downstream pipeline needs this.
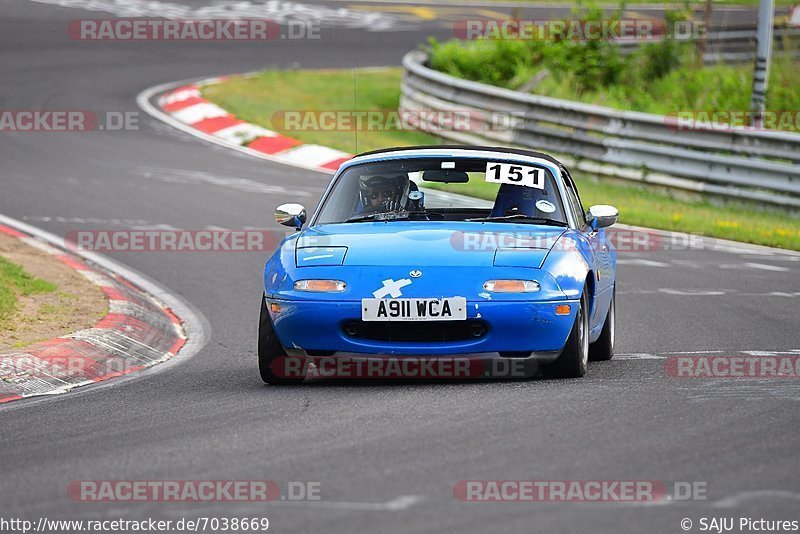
[483,280,540,293]
[293,279,346,292]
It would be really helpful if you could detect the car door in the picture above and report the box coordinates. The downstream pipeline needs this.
[561,169,613,332]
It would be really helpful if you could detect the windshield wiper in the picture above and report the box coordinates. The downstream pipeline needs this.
[344,211,410,223]
[467,214,568,227]
[344,213,378,223]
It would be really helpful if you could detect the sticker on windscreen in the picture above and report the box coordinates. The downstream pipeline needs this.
[485,162,544,189]
[535,199,556,213]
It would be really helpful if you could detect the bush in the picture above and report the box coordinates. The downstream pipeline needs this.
[425,1,799,129]
[427,38,545,89]
[429,2,627,93]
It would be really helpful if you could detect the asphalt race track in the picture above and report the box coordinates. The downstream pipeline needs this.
[1,1,798,533]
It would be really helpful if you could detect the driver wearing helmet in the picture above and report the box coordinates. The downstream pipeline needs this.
[356,175,409,214]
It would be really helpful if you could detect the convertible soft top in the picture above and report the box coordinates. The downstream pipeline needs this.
[352,145,566,168]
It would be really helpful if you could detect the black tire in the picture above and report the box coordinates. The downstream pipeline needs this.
[589,285,615,362]
[258,296,305,385]
[543,289,589,379]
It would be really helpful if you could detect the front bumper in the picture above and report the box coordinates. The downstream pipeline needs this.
[266,297,578,357]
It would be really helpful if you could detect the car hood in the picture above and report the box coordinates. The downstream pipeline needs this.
[296,222,566,267]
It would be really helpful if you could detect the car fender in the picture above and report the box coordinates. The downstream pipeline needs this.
[263,233,300,297]
[541,231,592,302]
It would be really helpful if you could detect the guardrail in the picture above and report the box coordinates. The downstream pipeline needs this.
[617,25,800,64]
[400,50,800,208]
[706,26,800,63]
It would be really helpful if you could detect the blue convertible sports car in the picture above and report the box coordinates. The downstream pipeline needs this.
[260,146,618,383]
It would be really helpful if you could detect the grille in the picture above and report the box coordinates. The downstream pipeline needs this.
[342,320,487,342]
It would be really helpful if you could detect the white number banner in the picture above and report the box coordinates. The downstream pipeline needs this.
[485,162,545,189]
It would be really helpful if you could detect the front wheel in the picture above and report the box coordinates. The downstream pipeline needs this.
[589,285,615,361]
[543,289,589,379]
[258,296,305,385]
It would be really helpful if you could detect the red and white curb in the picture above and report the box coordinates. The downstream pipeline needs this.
[0,216,205,404]
[147,76,351,174]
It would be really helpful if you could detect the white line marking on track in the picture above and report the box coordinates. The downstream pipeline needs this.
[614,353,665,360]
[616,348,800,359]
[712,490,800,508]
[658,288,727,296]
[668,259,705,269]
[743,262,791,272]
[155,495,423,516]
[741,349,800,356]
[24,216,150,226]
[623,289,800,298]
[741,254,800,262]
[617,258,669,267]
[719,263,749,270]
[663,350,725,354]
[272,494,423,511]
[138,167,311,197]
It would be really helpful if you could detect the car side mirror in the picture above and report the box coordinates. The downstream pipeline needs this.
[586,205,618,230]
[275,203,306,230]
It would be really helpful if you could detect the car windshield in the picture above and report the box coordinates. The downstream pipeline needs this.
[314,156,568,226]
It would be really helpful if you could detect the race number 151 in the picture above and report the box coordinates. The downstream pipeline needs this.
[485,162,544,189]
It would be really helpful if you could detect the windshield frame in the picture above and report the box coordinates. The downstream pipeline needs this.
[309,152,576,228]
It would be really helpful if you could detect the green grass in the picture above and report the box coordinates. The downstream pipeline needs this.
[528,57,799,122]
[427,37,800,129]
[203,68,435,154]
[202,68,800,250]
[0,257,56,326]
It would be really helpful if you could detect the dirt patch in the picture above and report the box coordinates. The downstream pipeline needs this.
[0,233,106,351]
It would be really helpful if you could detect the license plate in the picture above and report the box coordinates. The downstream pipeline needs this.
[361,297,467,322]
